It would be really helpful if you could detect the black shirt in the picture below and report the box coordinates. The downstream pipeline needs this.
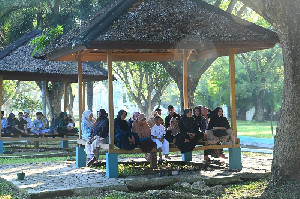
[15,118,27,130]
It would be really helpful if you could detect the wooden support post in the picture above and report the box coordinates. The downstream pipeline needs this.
[0,75,2,139]
[183,50,189,109]
[229,49,238,143]
[64,82,68,112]
[83,80,86,110]
[41,81,47,116]
[107,50,114,152]
[78,59,83,139]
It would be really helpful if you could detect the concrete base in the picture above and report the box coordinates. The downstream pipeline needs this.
[229,147,242,170]
[0,140,3,154]
[182,151,192,162]
[76,146,86,168]
[106,153,118,178]
[61,140,69,148]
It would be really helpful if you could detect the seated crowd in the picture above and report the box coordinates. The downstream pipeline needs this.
[1,109,78,137]
[81,105,234,166]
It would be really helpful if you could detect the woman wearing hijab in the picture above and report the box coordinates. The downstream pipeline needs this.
[175,109,201,153]
[132,114,155,155]
[6,113,17,135]
[193,106,207,137]
[81,110,96,163]
[206,107,235,159]
[165,117,180,143]
[147,111,157,128]
[115,110,139,150]
[127,112,140,131]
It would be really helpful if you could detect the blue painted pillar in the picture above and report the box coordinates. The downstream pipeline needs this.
[106,153,118,178]
[0,140,3,154]
[229,147,242,170]
[182,151,192,162]
[76,146,86,168]
[61,140,69,148]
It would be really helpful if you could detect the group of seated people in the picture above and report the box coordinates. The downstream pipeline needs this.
[81,105,235,166]
[1,109,78,136]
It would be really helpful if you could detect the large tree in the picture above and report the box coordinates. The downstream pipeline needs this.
[236,0,300,183]
[114,62,172,117]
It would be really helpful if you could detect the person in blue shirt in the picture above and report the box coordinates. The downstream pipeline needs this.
[30,112,50,135]
[1,111,8,134]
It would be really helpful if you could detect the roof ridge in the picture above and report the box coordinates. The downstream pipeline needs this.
[72,0,138,48]
[0,29,42,60]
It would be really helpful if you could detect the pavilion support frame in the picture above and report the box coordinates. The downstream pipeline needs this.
[83,80,86,110]
[183,50,189,109]
[107,50,114,152]
[77,58,83,138]
[229,49,238,143]
[64,82,68,112]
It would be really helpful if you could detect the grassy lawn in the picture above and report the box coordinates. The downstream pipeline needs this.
[236,120,277,139]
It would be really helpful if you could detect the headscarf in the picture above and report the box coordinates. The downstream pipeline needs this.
[82,110,93,128]
[59,112,67,119]
[7,113,15,125]
[181,108,195,133]
[116,109,129,131]
[193,106,203,126]
[132,112,140,121]
[132,113,151,138]
[97,109,108,122]
[167,117,180,135]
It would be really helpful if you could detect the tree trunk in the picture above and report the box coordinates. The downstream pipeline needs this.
[253,90,265,122]
[87,81,93,111]
[37,81,64,118]
[67,84,74,116]
[272,32,300,183]
[239,0,300,182]
[237,108,247,120]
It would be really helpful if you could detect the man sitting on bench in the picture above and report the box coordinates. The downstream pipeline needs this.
[30,112,50,135]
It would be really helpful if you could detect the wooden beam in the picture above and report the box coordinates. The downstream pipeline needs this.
[0,75,2,138]
[107,50,115,152]
[183,49,189,109]
[64,82,68,112]
[229,49,238,143]
[77,58,83,139]
[83,80,86,110]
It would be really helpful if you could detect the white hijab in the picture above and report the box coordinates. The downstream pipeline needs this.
[82,110,93,128]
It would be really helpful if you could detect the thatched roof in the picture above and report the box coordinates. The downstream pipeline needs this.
[0,30,109,82]
[41,0,279,62]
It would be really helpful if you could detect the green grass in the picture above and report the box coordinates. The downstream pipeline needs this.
[0,156,74,165]
[236,120,277,139]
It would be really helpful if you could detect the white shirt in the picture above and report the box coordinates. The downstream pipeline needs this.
[151,124,165,139]
[23,116,32,128]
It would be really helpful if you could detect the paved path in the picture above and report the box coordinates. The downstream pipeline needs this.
[0,154,272,198]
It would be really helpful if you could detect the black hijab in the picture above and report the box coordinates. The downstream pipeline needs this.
[7,113,16,126]
[181,109,196,133]
[115,110,129,131]
[193,106,203,126]
[208,107,230,129]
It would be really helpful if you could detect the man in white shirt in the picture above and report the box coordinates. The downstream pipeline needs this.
[23,109,32,129]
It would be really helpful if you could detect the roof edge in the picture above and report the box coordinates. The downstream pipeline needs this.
[0,29,42,60]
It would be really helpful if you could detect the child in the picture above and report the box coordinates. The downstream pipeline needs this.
[151,115,170,161]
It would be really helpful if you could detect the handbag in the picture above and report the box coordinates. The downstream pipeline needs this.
[213,129,228,137]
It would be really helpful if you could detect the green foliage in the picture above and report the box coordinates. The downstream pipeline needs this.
[2,80,19,106]
[30,25,63,56]
[10,95,42,114]
[114,62,172,115]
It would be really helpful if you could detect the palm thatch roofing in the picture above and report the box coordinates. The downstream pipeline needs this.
[0,30,109,82]
[40,0,279,62]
